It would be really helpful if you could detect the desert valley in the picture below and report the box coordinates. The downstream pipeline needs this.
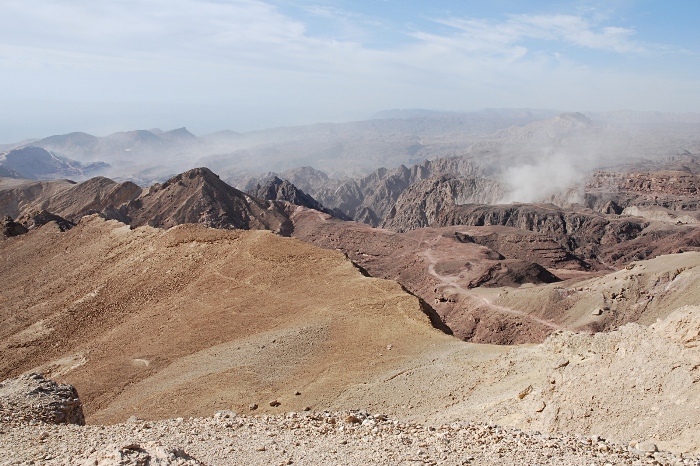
[2,109,700,465]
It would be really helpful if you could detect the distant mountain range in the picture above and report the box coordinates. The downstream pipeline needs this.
[0,146,109,180]
[1,109,699,191]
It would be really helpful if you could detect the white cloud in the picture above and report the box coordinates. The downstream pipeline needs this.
[430,13,653,56]
[0,1,696,140]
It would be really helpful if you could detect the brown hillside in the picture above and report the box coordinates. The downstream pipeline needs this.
[292,207,585,344]
[292,206,700,344]
[0,176,141,224]
[0,215,453,424]
[4,216,700,453]
[0,177,75,219]
[119,168,293,234]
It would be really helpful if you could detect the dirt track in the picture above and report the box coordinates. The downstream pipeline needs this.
[3,217,700,456]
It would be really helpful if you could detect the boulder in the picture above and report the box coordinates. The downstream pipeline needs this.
[0,373,85,425]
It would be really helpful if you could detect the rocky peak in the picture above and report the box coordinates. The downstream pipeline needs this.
[247,176,344,218]
[558,112,594,127]
[120,167,294,235]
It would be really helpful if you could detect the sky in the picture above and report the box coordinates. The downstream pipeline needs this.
[1,0,699,141]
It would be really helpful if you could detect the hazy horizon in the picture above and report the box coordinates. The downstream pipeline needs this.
[2,0,699,142]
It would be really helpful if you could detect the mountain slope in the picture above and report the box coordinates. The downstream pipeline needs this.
[308,157,483,226]
[247,176,346,219]
[381,175,504,231]
[0,176,141,223]
[116,167,293,234]
[0,147,109,180]
[0,216,452,423]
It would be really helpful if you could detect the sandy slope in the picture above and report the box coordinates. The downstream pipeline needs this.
[3,217,700,456]
[0,215,456,424]
[491,251,700,331]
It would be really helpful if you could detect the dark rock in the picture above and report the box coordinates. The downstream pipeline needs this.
[2,216,28,238]
[117,168,294,236]
[19,210,75,232]
[0,373,85,425]
[247,176,345,219]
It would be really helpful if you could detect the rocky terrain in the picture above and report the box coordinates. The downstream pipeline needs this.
[246,175,345,220]
[4,409,699,465]
[2,208,700,462]
[0,146,109,180]
[582,168,700,218]
[0,373,84,425]
[383,201,700,266]
[237,156,484,227]
[0,176,141,224]
[291,206,700,343]
[0,168,294,236]
[2,109,700,463]
[3,243,700,460]
[110,168,293,234]
[0,216,452,424]
[236,152,700,236]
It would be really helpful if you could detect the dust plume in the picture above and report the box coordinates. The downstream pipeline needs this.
[498,152,584,204]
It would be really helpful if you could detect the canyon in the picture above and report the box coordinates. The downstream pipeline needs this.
[2,109,700,464]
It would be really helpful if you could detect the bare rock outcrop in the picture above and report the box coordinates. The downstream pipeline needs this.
[383,201,700,267]
[114,167,293,235]
[311,157,482,226]
[582,169,700,216]
[381,175,504,231]
[18,210,75,232]
[2,215,28,238]
[36,176,143,223]
[247,175,346,219]
[0,176,142,223]
[587,170,700,196]
[0,373,84,425]
[237,166,334,196]
[79,443,204,466]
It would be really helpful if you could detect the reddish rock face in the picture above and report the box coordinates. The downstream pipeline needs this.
[291,207,582,345]
[0,168,294,236]
[587,170,700,196]
[580,168,700,215]
[292,201,700,345]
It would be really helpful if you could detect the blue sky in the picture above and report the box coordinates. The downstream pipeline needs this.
[1,0,698,141]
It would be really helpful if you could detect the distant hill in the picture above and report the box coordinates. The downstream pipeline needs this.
[116,167,292,234]
[28,132,99,159]
[0,146,109,180]
[0,167,352,236]
[24,127,200,163]
[3,109,698,186]
[158,127,198,143]
[247,175,347,220]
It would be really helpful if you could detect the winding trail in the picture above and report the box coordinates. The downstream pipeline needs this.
[420,248,576,333]
[291,209,579,334]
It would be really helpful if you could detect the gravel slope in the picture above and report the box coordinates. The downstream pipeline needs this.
[3,411,699,466]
